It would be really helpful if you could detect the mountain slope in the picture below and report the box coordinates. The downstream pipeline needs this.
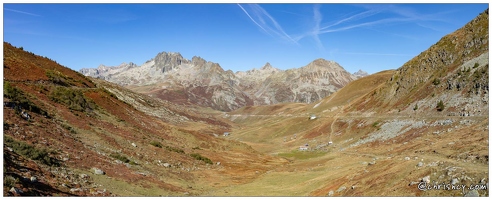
[348,8,489,114]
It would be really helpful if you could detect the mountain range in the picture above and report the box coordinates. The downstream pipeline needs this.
[80,55,366,111]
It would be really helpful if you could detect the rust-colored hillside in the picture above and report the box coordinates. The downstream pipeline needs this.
[3,42,285,196]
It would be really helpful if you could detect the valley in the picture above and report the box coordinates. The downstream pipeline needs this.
[3,7,489,197]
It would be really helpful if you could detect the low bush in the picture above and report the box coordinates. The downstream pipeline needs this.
[109,153,130,163]
[4,136,58,166]
[165,146,184,154]
[4,175,18,188]
[49,86,95,112]
[189,153,212,164]
[46,69,74,86]
[473,62,479,69]
[4,81,48,116]
[432,78,440,85]
[436,100,445,111]
[150,141,163,148]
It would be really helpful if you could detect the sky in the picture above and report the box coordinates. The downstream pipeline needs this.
[3,3,489,74]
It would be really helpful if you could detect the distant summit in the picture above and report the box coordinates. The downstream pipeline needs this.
[353,69,369,79]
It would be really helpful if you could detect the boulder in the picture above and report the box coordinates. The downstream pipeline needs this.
[422,176,431,184]
[70,188,83,192]
[92,168,105,175]
[10,187,22,194]
[80,174,89,179]
[409,181,420,186]
[336,186,346,193]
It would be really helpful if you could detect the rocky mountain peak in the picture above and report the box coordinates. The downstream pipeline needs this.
[304,59,344,72]
[311,58,334,66]
[154,51,189,73]
[191,56,206,66]
[353,69,369,79]
[261,62,273,70]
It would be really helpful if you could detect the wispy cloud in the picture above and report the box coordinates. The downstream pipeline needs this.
[4,8,41,17]
[294,4,456,51]
[237,4,298,44]
[416,23,446,33]
[238,4,455,53]
[320,9,382,31]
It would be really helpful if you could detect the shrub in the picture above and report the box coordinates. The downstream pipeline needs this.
[49,87,95,112]
[436,100,445,111]
[46,70,75,86]
[101,88,118,99]
[150,141,163,148]
[109,153,130,163]
[165,146,184,154]
[189,153,212,164]
[4,136,58,166]
[432,78,440,85]
[4,175,18,188]
[4,81,43,114]
[473,62,479,69]
[372,122,379,128]
[413,104,418,111]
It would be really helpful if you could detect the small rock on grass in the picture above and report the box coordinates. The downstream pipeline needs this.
[92,168,105,175]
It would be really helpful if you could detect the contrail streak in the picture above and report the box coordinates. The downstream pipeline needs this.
[237,4,270,35]
[4,8,41,17]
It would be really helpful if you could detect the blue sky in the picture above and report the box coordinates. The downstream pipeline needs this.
[3,3,489,74]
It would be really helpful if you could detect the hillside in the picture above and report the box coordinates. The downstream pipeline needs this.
[80,53,356,111]
[3,42,286,196]
[348,8,489,115]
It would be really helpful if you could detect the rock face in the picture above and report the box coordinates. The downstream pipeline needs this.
[80,55,356,111]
